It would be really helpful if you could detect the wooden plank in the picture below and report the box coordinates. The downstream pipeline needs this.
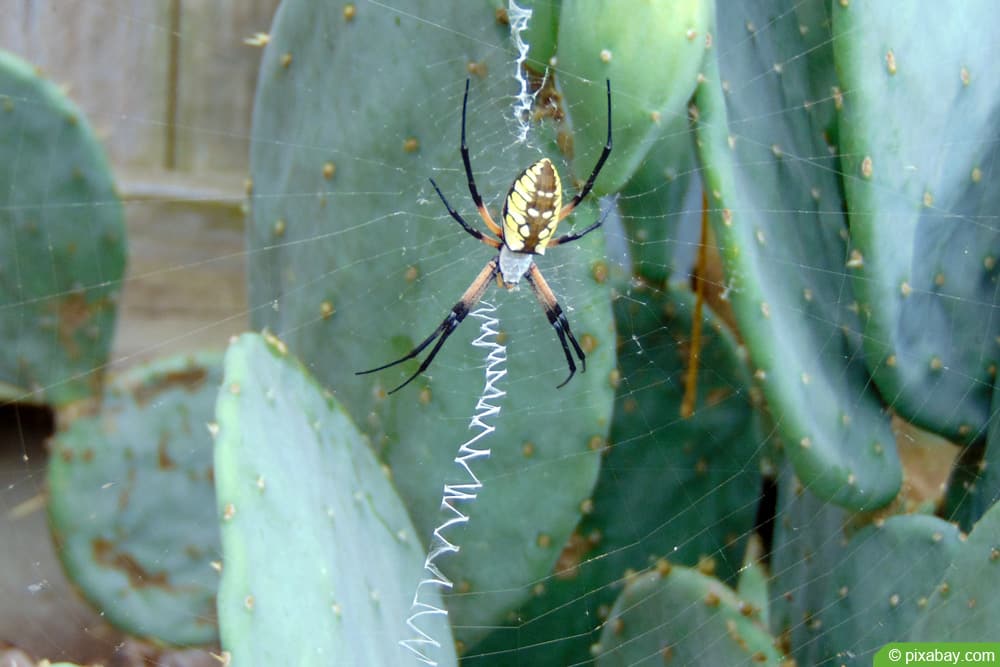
[112,169,248,368]
[174,0,281,172]
[0,0,172,168]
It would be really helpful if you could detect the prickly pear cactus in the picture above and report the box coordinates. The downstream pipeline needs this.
[473,284,764,664]
[213,333,456,667]
[833,1,1000,445]
[557,0,712,195]
[0,50,125,407]
[617,120,697,285]
[595,564,783,666]
[910,497,1000,641]
[248,1,615,644]
[769,465,963,666]
[694,0,900,510]
[47,352,222,646]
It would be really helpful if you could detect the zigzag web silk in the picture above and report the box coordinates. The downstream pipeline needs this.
[400,5,531,662]
[399,303,508,665]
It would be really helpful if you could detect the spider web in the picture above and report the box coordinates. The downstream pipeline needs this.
[1,1,996,666]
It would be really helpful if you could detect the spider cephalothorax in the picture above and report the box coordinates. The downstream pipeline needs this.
[358,79,612,394]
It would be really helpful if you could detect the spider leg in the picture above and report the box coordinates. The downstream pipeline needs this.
[460,79,504,238]
[558,79,613,222]
[356,259,498,394]
[549,196,615,248]
[525,264,587,389]
[429,178,501,248]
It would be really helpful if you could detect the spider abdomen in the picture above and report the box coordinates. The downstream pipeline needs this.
[501,158,563,255]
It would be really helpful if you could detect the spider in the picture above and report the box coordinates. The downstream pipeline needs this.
[357,79,612,394]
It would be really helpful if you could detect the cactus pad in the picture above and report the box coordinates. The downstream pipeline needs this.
[213,333,456,666]
[472,284,763,664]
[910,497,1000,640]
[833,2,1000,444]
[694,0,900,509]
[248,1,614,643]
[47,352,222,645]
[0,49,125,408]
[595,565,783,666]
[556,0,712,195]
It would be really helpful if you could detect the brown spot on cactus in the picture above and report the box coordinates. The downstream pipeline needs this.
[466,61,487,78]
[923,191,933,207]
[223,503,236,521]
[591,261,609,284]
[537,533,552,549]
[132,367,208,406]
[930,356,943,371]
[323,161,336,179]
[704,591,721,607]
[157,435,175,470]
[522,441,535,457]
[320,301,335,319]
[599,49,612,63]
[580,333,598,354]
[244,594,255,611]
[280,52,292,68]
[404,265,419,282]
[403,137,419,153]
[418,387,431,405]
[972,166,982,183]
[961,66,971,86]
[93,537,171,589]
[555,531,592,580]
[273,218,286,237]
[900,281,912,297]
[342,4,356,21]
[608,368,621,388]
[697,555,716,576]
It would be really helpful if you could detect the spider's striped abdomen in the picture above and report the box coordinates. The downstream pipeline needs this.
[501,158,563,255]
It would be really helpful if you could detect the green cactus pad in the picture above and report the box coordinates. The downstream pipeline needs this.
[594,565,783,666]
[249,1,613,644]
[833,2,1000,445]
[214,333,456,666]
[770,466,962,665]
[556,0,711,195]
[694,0,900,509]
[47,352,223,646]
[910,497,1000,641]
[471,284,763,664]
[0,49,125,408]
[617,120,697,285]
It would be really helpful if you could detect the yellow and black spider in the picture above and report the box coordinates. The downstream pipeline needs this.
[358,79,612,394]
